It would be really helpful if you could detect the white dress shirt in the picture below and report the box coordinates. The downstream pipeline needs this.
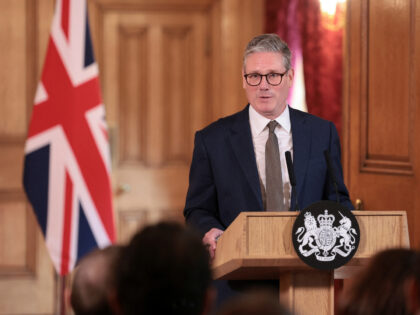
[249,105,293,209]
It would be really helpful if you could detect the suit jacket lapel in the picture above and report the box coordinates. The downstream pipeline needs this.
[290,107,311,208]
[229,106,263,208]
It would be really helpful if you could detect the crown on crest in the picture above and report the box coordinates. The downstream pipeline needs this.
[317,210,335,227]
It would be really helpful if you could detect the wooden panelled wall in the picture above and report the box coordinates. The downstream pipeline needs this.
[87,0,263,240]
[0,1,56,314]
[343,0,420,248]
[1,0,419,313]
[0,0,263,313]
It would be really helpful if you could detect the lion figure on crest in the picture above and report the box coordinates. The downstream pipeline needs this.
[295,212,319,251]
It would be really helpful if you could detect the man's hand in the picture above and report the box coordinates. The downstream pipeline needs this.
[202,228,223,259]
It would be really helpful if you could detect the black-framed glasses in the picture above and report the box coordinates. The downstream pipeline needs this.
[244,70,289,86]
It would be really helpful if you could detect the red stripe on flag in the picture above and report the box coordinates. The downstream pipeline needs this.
[60,171,73,275]
[61,0,70,41]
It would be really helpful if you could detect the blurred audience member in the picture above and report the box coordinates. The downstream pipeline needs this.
[117,221,213,315]
[71,245,122,315]
[338,248,418,315]
[405,251,420,315]
[217,290,291,315]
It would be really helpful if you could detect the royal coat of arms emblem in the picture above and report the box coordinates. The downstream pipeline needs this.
[292,201,360,270]
[296,210,357,261]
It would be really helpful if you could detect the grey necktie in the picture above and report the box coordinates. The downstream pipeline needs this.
[265,120,285,211]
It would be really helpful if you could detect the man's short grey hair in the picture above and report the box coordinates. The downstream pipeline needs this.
[243,33,292,71]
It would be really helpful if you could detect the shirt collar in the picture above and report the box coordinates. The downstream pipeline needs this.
[249,104,291,136]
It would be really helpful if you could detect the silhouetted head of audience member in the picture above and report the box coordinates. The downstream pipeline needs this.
[405,251,420,315]
[338,248,419,315]
[117,221,213,315]
[217,290,291,315]
[71,245,122,315]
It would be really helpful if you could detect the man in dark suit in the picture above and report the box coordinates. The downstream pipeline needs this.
[184,34,353,259]
[184,33,353,307]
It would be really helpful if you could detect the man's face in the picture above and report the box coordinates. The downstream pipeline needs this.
[242,52,294,119]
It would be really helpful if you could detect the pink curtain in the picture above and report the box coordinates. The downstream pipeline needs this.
[265,0,345,136]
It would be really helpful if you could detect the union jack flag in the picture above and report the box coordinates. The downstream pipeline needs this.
[23,0,115,275]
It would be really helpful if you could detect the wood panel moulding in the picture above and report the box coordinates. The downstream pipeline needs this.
[0,201,36,277]
[0,233,54,314]
[94,9,212,167]
[0,0,51,280]
[162,26,194,165]
[89,0,213,12]
[118,26,149,165]
[0,1,28,137]
[360,0,414,175]
[413,0,420,248]
[89,0,213,69]
[0,142,26,191]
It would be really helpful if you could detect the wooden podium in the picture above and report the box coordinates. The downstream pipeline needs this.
[213,211,409,315]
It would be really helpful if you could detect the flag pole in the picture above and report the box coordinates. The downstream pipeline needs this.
[56,273,68,315]
[61,275,67,315]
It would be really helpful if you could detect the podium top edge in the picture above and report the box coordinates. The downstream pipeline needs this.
[237,210,407,217]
